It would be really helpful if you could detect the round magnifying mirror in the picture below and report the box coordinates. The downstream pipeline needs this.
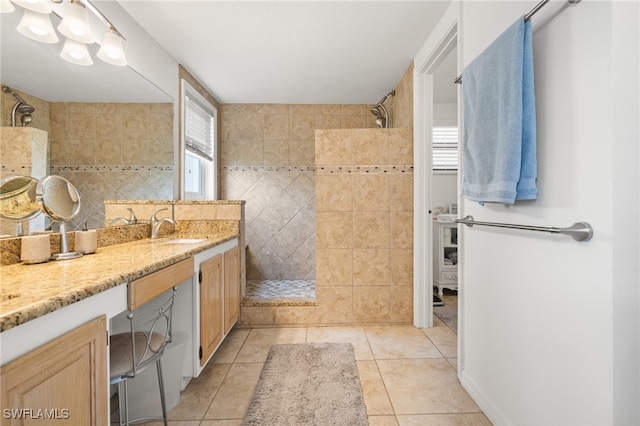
[0,175,42,221]
[39,175,81,222]
[38,175,82,260]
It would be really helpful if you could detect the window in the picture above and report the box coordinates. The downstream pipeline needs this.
[181,79,217,200]
[433,126,459,171]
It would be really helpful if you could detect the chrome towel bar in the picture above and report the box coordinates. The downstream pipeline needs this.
[455,215,593,242]
[454,0,582,85]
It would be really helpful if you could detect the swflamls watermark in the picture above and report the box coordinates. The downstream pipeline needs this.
[3,408,70,420]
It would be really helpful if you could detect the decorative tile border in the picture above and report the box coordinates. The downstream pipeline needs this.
[223,166,316,172]
[223,165,413,174]
[49,165,174,172]
[315,165,414,174]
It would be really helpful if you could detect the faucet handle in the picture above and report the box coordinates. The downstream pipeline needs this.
[150,208,169,223]
[126,208,138,224]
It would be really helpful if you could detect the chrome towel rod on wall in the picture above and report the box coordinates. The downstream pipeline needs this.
[456,215,593,242]
[454,0,582,84]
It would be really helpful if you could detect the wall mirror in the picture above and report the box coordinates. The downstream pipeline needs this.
[1,5,174,231]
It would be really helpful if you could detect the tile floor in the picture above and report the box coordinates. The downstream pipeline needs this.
[142,305,491,426]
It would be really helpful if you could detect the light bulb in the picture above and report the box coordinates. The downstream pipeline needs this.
[17,9,58,43]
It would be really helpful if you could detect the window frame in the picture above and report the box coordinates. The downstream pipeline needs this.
[179,79,218,200]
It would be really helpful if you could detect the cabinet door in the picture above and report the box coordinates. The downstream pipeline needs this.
[224,245,241,334]
[200,254,223,366]
[0,315,107,426]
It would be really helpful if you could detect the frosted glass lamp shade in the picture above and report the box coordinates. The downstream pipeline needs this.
[1,0,15,13]
[97,30,127,66]
[60,38,93,66]
[17,9,59,43]
[10,0,51,14]
[57,1,94,44]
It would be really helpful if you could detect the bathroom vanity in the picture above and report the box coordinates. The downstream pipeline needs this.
[0,233,241,425]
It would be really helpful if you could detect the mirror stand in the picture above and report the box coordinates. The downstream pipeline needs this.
[50,222,82,261]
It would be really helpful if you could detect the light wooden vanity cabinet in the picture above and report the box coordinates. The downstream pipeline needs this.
[224,245,240,334]
[195,239,241,372]
[199,254,224,366]
[0,316,108,425]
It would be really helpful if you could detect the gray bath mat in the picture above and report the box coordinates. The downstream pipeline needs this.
[242,342,368,426]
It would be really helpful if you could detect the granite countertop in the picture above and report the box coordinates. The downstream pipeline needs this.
[0,232,239,332]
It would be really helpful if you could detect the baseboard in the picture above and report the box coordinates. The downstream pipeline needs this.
[459,369,512,425]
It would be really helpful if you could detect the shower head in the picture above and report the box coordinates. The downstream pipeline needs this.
[3,85,35,127]
[370,106,383,118]
[16,103,35,114]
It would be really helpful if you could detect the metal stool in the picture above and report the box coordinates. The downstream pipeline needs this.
[110,287,177,426]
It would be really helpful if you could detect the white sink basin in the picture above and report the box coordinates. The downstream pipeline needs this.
[162,238,206,244]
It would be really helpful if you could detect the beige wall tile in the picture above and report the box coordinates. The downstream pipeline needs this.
[264,139,289,165]
[353,286,390,323]
[315,104,341,115]
[174,204,241,221]
[314,286,353,324]
[341,115,368,129]
[315,174,352,212]
[353,212,389,249]
[352,174,389,212]
[390,212,413,249]
[353,249,389,287]
[95,139,122,165]
[390,249,413,286]
[352,130,389,165]
[389,286,413,323]
[264,114,290,141]
[389,128,413,165]
[316,249,352,287]
[389,174,413,211]
[315,115,341,129]
[315,129,352,166]
[289,139,315,166]
[316,212,352,249]
[290,114,315,141]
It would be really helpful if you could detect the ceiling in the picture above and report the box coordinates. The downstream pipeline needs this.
[118,0,453,105]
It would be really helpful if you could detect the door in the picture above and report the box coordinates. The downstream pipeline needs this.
[199,254,223,366]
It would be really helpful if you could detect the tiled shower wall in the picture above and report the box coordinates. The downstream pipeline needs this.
[219,104,378,281]
[48,102,174,230]
[315,128,414,323]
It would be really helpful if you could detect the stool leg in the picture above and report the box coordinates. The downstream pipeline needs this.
[156,360,168,426]
[117,380,130,426]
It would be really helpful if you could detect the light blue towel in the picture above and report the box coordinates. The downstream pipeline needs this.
[462,18,537,204]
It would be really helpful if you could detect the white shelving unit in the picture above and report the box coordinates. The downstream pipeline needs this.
[433,220,458,297]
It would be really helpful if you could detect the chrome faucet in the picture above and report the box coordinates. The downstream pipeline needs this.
[111,208,138,226]
[150,208,176,238]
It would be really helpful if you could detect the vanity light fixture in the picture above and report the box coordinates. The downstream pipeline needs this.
[57,0,93,44]
[60,36,92,65]
[97,27,127,66]
[0,0,15,13]
[17,8,58,43]
[7,0,127,66]
[10,0,50,14]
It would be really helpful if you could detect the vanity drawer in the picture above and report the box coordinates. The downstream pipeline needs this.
[128,258,194,310]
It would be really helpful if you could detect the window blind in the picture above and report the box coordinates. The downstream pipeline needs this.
[433,126,459,170]
[185,95,214,161]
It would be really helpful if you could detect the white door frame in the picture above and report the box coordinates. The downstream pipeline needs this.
[413,2,459,329]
